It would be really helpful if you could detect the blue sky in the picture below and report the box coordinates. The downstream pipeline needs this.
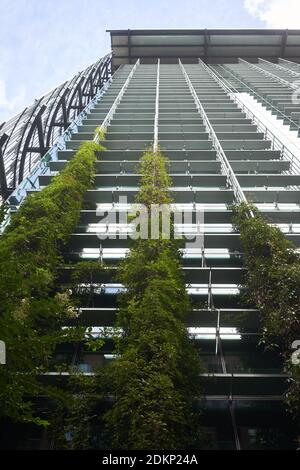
[0,0,299,123]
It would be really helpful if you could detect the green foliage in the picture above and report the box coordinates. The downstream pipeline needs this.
[285,360,300,430]
[103,150,203,450]
[136,148,172,207]
[233,202,300,434]
[232,202,300,345]
[48,372,105,449]
[94,126,107,143]
[0,141,102,426]
[70,260,107,307]
[0,203,8,226]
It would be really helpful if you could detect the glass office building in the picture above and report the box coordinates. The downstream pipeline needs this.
[1,29,300,449]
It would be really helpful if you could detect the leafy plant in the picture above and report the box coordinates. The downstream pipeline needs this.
[233,202,300,437]
[95,126,107,142]
[102,150,203,450]
[47,371,105,449]
[232,202,300,346]
[70,260,111,307]
[0,141,104,426]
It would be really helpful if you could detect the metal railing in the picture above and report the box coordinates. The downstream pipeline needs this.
[94,59,140,143]
[219,63,300,136]
[199,60,300,176]
[238,58,298,91]
[258,58,300,78]
[1,60,140,233]
[279,58,300,72]
[179,59,248,206]
[0,75,114,234]
[0,53,112,196]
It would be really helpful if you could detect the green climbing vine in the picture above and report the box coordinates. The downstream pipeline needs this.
[102,149,203,450]
[42,148,203,450]
[232,202,300,345]
[232,202,300,436]
[47,259,112,449]
[0,140,105,426]
[47,371,105,450]
[95,126,107,142]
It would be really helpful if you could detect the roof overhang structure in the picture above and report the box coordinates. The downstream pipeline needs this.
[107,29,300,70]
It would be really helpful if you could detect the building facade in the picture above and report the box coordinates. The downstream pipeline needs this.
[1,29,300,450]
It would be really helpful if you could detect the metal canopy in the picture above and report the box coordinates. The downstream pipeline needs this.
[0,54,112,199]
[107,29,300,69]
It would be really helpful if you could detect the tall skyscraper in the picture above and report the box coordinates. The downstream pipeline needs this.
[1,29,300,450]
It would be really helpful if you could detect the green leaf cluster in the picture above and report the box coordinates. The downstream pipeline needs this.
[94,126,107,142]
[232,202,300,344]
[136,148,173,207]
[47,372,105,449]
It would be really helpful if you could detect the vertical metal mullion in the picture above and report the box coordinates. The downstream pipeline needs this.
[229,399,242,451]
[127,29,132,65]
[153,59,160,152]
[208,268,215,310]
[218,338,226,374]
[215,309,220,355]
[281,29,288,58]
[201,245,206,268]
[218,320,241,450]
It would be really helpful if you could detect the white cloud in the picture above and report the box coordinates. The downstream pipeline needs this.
[0,79,26,120]
[244,0,300,28]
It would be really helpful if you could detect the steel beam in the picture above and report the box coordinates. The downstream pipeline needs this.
[0,54,112,194]
[18,105,47,184]
[0,134,9,198]
[281,29,288,58]
[128,29,132,65]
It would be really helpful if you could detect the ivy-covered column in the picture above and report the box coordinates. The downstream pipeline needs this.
[103,149,203,450]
